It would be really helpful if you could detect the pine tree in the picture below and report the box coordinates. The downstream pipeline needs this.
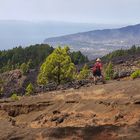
[27,59,33,69]
[25,83,34,96]
[20,63,28,75]
[77,64,90,80]
[37,47,76,85]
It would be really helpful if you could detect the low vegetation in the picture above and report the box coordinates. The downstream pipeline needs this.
[11,93,20,100]
[25,83,34,96]
[20,63,29,75]
[104,62,114,80]
[130,70,140,79]
[77,64,90,80]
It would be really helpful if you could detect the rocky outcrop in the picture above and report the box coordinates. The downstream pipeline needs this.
[0,70,25,98]
[0,68,93,98]
[36,79,91,93]
[0,69,38,98]
[113,59,140,79]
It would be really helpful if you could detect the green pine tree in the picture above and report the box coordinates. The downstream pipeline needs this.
[77,64,90,80]
[20,63,29,75]
[37,47,76,85]
[27,59,33,69]
[25,83,34,96]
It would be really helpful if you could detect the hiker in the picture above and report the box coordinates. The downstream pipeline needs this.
[92,58,105,84]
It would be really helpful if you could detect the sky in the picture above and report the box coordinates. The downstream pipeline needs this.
[0,0,140,24]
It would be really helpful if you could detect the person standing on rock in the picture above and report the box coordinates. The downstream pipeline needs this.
[92,58,105,84]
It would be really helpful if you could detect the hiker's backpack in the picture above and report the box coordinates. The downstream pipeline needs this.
[93,62,101,73]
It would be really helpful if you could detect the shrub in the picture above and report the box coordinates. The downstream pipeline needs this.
[130,70,140,79]
[105,62,114,80]
[25,83,34,96]
[105,76,111,81]
[11,93,20,100]
[77,64,90,80]
[0,87,4,95]
[20,63,29,75]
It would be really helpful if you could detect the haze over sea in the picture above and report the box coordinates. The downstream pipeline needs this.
[0,20,126,50]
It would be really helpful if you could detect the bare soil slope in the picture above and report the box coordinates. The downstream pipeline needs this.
[0,79,140,140]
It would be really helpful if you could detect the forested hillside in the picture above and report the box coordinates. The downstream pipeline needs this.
[102,45,140,63]
[0,44,54,73]
[0,44,88,73]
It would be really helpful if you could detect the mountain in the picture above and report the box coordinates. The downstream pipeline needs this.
[0,20,123,50]
[44,24,140,59]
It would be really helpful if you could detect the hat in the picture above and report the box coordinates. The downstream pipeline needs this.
[96,58,101,62]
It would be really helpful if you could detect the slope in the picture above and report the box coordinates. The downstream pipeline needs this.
[0,78,140,140]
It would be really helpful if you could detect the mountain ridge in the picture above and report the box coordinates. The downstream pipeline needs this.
[44,23,140,59]
[45,23,140,38]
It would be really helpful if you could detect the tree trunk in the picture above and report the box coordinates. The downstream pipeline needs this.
[57,63,61,84]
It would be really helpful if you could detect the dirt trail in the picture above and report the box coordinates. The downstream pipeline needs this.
[0,79,140,140]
